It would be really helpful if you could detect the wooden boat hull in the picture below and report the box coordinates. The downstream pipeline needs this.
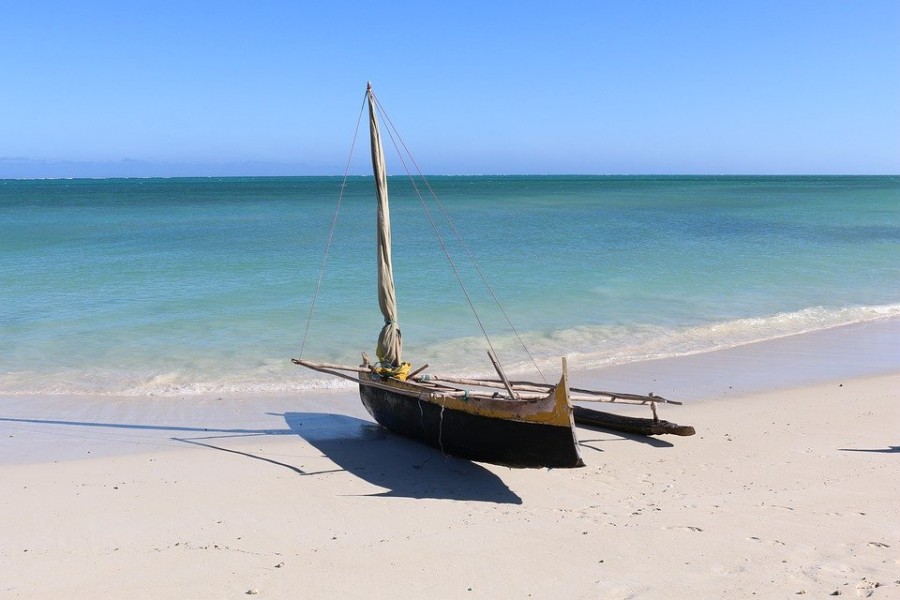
[359,382,584,469]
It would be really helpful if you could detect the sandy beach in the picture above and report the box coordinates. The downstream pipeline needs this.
[2,322,898,599]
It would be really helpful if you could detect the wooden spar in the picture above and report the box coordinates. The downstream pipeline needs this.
[293,358,681,405]
[413,372,680,406]
[407,363,429,379]
[487,350,517,399]
[415,374,543,391]
[291,359,419,395]
[568,393,647,403]
[294,358,556,402]
[294,358,672,401]
[294,358,492,399]
[292,359,371,374]
[445,374,679,405]
[570,387,680,405]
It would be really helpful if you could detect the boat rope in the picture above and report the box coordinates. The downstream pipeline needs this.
[298,94,368,360]
[369,89,547,383]
[437,403,446,456]
[417,398,426,433]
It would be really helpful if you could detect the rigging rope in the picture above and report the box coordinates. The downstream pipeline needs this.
[298,95,368,360]
[301,86,548,383]
[369,90,547,382]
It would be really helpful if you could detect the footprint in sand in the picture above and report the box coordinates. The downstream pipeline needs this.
[746,536,785,545]
[855,579,880,597]
[663,525,703,532]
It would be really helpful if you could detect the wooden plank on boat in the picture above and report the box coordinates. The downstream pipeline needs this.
[291,359,371,374]
[487,350,517,399]
[417,375,664,403]
[415,374,546,393]
[573,405,695,437]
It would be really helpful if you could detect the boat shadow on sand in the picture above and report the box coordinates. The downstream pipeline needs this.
[0,413,522,504]
[278,412,522,504]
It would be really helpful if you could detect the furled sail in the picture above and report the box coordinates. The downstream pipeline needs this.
[367,84,402,366]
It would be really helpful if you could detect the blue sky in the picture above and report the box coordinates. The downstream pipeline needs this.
[2,1,898,177]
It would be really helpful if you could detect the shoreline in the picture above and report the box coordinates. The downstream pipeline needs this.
[3,314,899,399]
[572,315,900,403]
[2,317,899,466]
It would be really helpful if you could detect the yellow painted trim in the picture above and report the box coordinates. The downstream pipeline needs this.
[365,372,574,427]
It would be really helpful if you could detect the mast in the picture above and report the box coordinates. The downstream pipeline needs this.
[367,83,402,366]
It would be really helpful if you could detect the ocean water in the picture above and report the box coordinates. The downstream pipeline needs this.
[2,175,898,396]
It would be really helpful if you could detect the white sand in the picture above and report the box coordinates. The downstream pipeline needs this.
[2,324,899,599]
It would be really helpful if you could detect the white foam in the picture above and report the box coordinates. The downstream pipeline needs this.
[2,304,898,396]
[415,303,900,376]
[565,303,900,371]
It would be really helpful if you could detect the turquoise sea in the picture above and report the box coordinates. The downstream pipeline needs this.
[2,175,899,396]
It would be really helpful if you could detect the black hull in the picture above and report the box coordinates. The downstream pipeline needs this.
[359,384,584,468]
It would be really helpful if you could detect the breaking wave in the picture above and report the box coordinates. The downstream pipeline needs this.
[3,303,899,396]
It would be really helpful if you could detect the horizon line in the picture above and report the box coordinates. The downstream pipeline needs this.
[2,173,899,182]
